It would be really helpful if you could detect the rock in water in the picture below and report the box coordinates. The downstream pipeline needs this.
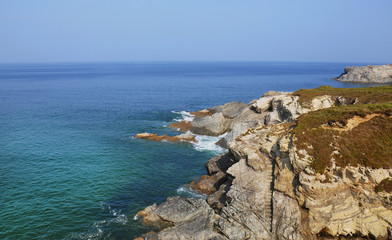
[134,132,196,142]
[334,64,392,83]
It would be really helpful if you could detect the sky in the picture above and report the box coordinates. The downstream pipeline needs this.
[0,0,391,63]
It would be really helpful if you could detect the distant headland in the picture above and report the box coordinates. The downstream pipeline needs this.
[334,64,392,83]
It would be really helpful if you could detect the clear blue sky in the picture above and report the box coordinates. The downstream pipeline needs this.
[0,0,391,63]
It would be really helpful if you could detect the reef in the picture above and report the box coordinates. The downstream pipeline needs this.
[135,85,392,240]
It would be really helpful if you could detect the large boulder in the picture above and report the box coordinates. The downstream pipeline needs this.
[191,112,232,136]
[208,101,247,119]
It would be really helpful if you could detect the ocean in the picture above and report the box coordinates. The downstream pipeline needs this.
[0,61,378,239]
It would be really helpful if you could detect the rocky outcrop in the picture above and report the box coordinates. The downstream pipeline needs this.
[334,64,392,83]
[136,91,335,146]
[190,153,237,195]
[191,101,251,136]
[296,165,392,238]
[135,86,392,239]
[251,91,334,125]
[192,112,232,136]
[136,196,224,239]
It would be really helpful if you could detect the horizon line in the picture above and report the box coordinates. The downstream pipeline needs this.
[0,59,388,65]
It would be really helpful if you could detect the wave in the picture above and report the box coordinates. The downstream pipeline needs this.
[66,228,104,240]
[192,133,227,154]
[176,186,207,199]
[66,204,129,239]
[171,110,195,122]
[172,110,227,154]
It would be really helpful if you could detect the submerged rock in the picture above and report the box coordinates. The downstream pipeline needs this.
[135,132,196,143]
[334,64,392,83]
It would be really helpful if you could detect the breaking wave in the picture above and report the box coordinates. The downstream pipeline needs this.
[192,134,227,154]
[176,186,207,199]
[171,110,195,122]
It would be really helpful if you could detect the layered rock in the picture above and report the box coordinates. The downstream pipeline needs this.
[136,91,335,146]
[135,86,392,239]
[136,196,223,239]
[334,64,392,83]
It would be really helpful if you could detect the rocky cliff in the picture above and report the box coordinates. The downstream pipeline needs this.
[334,64,392,83]
[135,85,392,240]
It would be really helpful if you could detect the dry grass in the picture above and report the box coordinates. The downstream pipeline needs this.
[294,85,392,106]
[294,103,392,173]
[375,178,392,193]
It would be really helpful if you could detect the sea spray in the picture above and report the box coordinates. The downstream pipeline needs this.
[171,110,195,122]
[172,111,227,154]
[176,186,207,199]
[192,133,227,154]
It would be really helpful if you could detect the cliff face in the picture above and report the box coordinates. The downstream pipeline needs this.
[135,86,392,240]
[334,64,392,83]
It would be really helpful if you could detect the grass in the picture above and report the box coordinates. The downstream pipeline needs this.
[293,101,392,173]
[294,85,392,106]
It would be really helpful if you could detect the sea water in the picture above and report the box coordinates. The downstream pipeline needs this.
[0,61,379,239]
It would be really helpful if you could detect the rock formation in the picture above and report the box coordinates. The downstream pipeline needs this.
[135,86,392,239]
[334,64,392,83]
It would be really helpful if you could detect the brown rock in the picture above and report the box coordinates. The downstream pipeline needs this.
[191,110,213,119]
[190,172,226,195]
[169,120,193,132]
[135,132,196,143]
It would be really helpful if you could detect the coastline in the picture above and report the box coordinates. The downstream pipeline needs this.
[2,61,368,239]
[134,85,392,239]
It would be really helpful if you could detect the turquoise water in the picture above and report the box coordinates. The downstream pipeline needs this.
[0,62,376,239]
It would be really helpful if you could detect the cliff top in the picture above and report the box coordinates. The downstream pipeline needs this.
[294,85,392,173]
[294,85,392,106]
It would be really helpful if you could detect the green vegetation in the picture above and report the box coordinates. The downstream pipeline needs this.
[375,178,392,193]
[294,85,392,106]
[293,85,392,173]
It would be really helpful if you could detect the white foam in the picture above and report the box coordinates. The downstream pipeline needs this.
[67,226,105,240]
[133,214,139,220]
[177,186,207,199]
[113,214,128,225]
[172,110,195,122]
[192,133,227,154]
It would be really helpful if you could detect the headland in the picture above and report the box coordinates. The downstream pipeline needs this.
[135,84,392,239]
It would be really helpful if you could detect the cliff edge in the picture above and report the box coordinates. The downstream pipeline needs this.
[334,64,392,83]
[135,85,392,240]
